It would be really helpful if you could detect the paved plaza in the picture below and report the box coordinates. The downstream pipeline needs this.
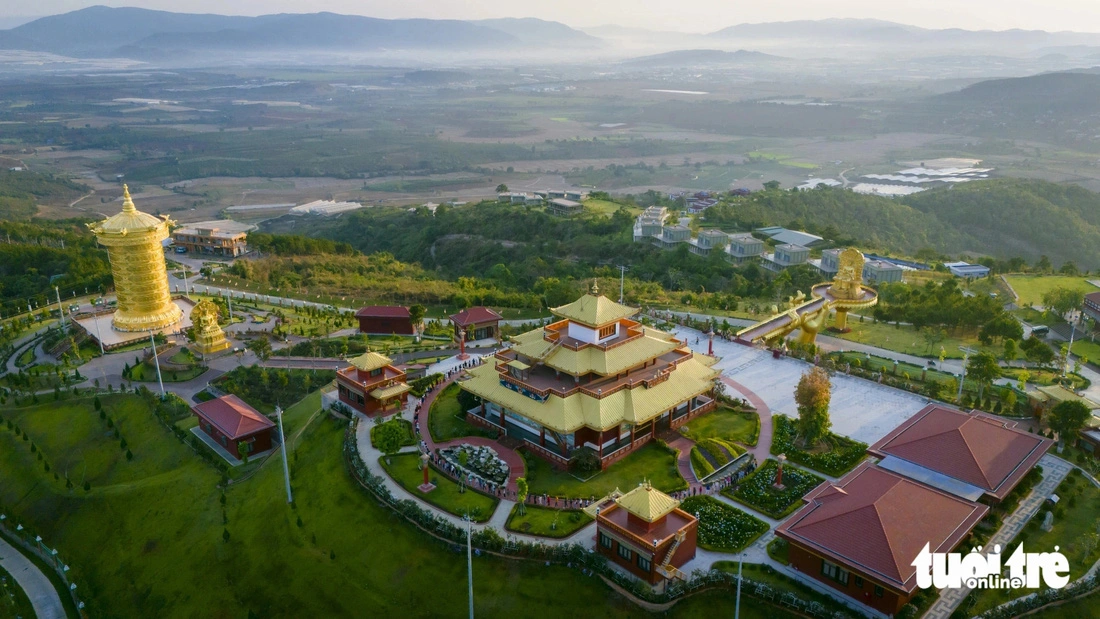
[673,327,930,445]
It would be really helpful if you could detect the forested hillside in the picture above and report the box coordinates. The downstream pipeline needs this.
[901,179,1100,268]
[0,220,111,315]
[0,170,88,219]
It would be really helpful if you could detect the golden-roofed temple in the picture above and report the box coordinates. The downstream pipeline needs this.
[88,185,182,332]
[594,482,699,584]
[336,350,411,416]
[190,299,230,356]
[458,285,719,469]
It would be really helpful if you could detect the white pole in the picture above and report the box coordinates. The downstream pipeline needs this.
[55,286,66,326]
[734,552,743,619]
[466,516,474,619]
[94,311,105,355]
[150,331,165,398]
[1065,315,1077,378]
[277,406,293,503]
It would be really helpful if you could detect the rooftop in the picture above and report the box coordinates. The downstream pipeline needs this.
[866,404,1052,500]
[89,185,169,236]
[347,351,395,373]
[355,305,410,319]
[450,306,503,326]
[549,286,637,328]
[615,482,680,522]
[192,395,275,440]
[776,461,988,593]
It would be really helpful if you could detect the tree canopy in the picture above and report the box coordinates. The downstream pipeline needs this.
[1048,400,1092,444]
[794,367,832,446]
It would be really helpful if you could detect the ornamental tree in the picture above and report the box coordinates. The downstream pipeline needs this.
[794,366,831,447]
[374,421,407,459]
[966,352,1001,401]
[1049,400,1091,445]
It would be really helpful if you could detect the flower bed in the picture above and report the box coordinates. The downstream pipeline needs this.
[681,496,768,553]
[726,459,823,519]
[770,415,867,477]
[439,444,509,486]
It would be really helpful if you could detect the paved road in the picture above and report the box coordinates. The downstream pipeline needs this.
[922,454,1073,619]
[0,535,65,619]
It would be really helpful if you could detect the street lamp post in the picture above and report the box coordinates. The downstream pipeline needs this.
[276,406,293,503]
[55,286,66,327]
[149,331,165,398]
[734,551,744,619]
[465,515,475,619]
[958,346,976,403]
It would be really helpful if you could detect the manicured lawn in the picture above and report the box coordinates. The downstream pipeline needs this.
[1026,589,1100,619]
[504,504,592,538]
[727,459,824,519]
[691,439,745,479]
[1002,366,1089,390]
[129,362,208,383]
[680,496,768,553]
[370,419,416,449]
[1012,307,1065,327]
[1004,275,1098,308]
[769,415,867,477]
[524,442,687,499]
[830,318,999,359]
[582,199,638,217]
[2,393,668,618]
[963,468,1100,617]
[427,382,492,442]
[679,406,759,447]
[380,452,498,523]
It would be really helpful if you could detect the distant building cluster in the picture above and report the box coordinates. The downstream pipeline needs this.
[797,158,993,197]
[669,190,719,213]
[634,216,908,284]
[289,200,365,216]
[171,220,255,257]
[498,189,590,214]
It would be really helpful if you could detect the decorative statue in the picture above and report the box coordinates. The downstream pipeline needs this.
[192,299,230,355]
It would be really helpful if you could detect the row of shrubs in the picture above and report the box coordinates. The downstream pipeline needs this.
[341,417,856,614]
[770,415,868,477]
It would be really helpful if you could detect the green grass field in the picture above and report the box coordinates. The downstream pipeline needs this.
[679,407,759,447]
[523,442,686,499]
[380,453,499,523]
[830,317,1000,359]
[1004,275,1098,307]
[504,505,592,538]
[129,362,208,383]
[0,393,686,618]
[428,383,493,442]
[582,199,637,217]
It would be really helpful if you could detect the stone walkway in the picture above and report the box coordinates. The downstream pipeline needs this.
[412,364,527,495]
[922,454,1073,619]
[720,375,774,465]
[0,535,65,619]
[353,414,595,548]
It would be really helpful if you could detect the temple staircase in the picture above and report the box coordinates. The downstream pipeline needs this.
[655,530,687,581]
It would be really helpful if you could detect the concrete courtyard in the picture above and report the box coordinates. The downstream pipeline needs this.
[673,327,930,445]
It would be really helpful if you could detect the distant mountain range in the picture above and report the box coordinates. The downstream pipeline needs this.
[619,49,785,67]
[706,18,1100,51]
[0,6,599,58]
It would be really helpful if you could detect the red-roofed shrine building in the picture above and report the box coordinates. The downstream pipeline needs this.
[355,306,414,335]
[776,404,1052,615]
[593,482,698,584]
[867,404,1052,502]
[192,395,276,460]
[776,462,989,615]
[450,306,502,342]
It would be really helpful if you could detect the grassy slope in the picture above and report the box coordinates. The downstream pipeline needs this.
[0,394,668,618]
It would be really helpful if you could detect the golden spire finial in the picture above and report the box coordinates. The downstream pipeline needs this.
[121,184,135,213]
[591,279,599,295]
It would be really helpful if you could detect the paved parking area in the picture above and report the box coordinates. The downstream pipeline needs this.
[674,328,929,445]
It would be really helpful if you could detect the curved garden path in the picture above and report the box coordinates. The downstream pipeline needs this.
[719,376,774,465]
[0,535,65,619]
[413,369,526,494]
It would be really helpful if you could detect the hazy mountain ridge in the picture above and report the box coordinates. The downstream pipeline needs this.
[0,6,595,57]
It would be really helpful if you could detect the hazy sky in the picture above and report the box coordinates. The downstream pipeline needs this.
[7,0,1100,33]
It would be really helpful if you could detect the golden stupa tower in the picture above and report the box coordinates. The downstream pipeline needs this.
[88,185,182,332]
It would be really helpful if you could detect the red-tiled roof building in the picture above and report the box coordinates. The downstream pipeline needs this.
[192,395,275,460]
[776,462,989,615]
[355,305,414,335]
[450,306,503,342]
[867,405,1052,502]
